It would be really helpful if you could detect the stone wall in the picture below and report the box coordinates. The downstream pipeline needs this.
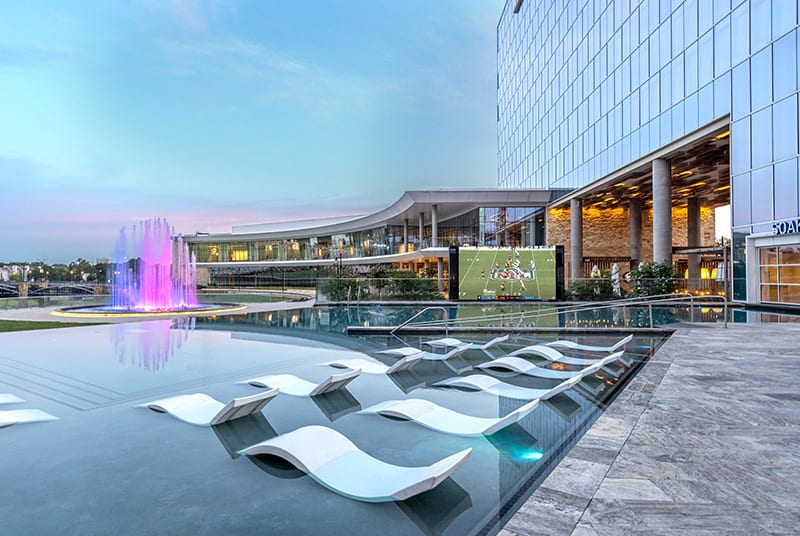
[547,204,716,279]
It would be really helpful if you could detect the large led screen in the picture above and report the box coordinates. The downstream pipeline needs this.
[451,246,562,301]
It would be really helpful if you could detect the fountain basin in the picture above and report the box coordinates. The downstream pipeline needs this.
[53,303,246,318]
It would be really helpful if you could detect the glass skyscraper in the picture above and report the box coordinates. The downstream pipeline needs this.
[498,0,799,305]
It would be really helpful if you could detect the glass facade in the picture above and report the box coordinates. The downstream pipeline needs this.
[759,245,800,303]
[498,0,799,304]
[189,207,547,264]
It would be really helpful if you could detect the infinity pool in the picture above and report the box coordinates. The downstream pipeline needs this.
[0,307,665,535]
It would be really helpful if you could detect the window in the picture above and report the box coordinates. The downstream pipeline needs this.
[750,0,771,53]
[773,30,798,101]
[698,31,714,87]
[773,96,799,161]
[751,106,773,169]
[685,41,698,95]
[732,60,750,120]
[774,158,799,220]
[731,117,751,175]
[750,46,772,111]
[714,15,731,77]
[732,172,751,227]
[773,0,797,40]
[750,165,774,223]
[759,246,800,304]
[731,2,749,66]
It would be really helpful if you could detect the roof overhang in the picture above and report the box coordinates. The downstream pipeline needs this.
[187,189,552,243]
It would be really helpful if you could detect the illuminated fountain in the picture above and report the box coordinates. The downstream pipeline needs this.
[55,218,244,318]
[110,218,198,312]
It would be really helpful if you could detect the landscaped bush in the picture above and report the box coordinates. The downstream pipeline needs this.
[629,261,680,296]
[568,277,616,300]
[319,275,366,301]
[387,271,440,300]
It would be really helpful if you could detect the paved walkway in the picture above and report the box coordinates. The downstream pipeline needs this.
[501,323,800,535]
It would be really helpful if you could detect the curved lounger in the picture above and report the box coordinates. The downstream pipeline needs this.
[525,349,625,367]
[0,409,58,428]
[378,347,425,358]
[546,334,633,353]
[477,352,622,379]
[423,335,510,351]
[238,425,471,502]
[433,374,583,400]
[325,353,423,375]
[359,397,540,436]
[242,369,361,396]
[379,346,468,361]
[142,390,279,426]
[0,394,25,404]
[508,344,571,362]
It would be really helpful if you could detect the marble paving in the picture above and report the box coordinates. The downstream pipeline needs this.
[500,323,800,535]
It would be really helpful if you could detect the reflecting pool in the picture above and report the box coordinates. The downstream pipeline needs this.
[0,307,666,535]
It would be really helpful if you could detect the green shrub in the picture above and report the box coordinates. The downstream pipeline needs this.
[387,271,440,300]
[629,261,680,296]
[319,276,365,301]
[569,278,616,301]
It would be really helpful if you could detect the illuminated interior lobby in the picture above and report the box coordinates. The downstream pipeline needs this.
[185,189,555,285]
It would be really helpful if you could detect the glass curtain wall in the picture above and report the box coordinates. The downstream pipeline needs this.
[498,0,799,303]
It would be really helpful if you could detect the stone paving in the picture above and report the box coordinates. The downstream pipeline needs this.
[500,323,800,535]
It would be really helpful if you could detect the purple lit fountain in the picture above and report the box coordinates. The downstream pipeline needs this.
[56,218,243,318]
[110,218,198,312]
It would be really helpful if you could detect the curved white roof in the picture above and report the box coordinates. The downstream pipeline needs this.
[188,188,551,242]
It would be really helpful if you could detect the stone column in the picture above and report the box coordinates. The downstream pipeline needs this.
[529,218,536,246]
[418,212,425,249]
[403,218,408,253]
[687,197,701,290]
[437,257,444,292]
[570,198,583,281]
[629,198,642,263]
[652,158,673,263]
[431,204,438,247]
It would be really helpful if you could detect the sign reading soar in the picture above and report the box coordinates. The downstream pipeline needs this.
[772,217,800,236]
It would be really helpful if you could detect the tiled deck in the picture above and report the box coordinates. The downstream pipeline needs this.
[501,323,800,535]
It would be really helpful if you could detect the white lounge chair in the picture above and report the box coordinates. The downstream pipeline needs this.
[324,353,423,375]
[433,373,583,400]
[508,344,571,361]
[546,334,633,353]
[0,394,25,404]
[477,351,622,379]
[238,425,472,502]
[378,347,425,357]
[0,409,58,428]
[359,397,540,436]
[423,334,510,351]
[241,369,361,396]
[142,389,279,426]
[379,345,468,361]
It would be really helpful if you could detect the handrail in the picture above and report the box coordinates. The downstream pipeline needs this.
[403,293,729,330]
[390,306,449,335]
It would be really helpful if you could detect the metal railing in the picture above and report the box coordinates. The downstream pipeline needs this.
[390,306,450,335]
[390,293,729,332]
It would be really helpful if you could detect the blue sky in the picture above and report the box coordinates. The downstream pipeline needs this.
[0,0,504,263]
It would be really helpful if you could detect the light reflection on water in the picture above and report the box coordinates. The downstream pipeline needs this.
[111,318,195,370]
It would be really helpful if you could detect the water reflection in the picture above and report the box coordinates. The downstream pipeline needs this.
[397,478,472,536]
[111,318,194,370]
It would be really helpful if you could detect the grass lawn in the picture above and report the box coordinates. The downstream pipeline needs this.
[0,320,102,332]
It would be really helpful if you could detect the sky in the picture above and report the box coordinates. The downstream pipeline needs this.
[0,0,505,263]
